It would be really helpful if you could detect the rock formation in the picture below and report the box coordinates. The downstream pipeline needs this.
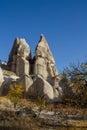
[33,34,58,80]
[4,38,33,93]
[48,75,63,101]
[28,75,54,102]
[0,67,4,87]
[7,35,58,79]
[1,35,65,102]
[7,38,31,77]
[28,75,63,102]
[17,74,33,92]
[1,74,19,96]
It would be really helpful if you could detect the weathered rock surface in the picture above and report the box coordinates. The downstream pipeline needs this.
[0,61,7,69]
[3,35,71,102]
[33,34,58,80]
[28,75,62,102]
[1,72,33,95]
[1,74,19,96]
[17,74,33,92]
[0,67,4,87]
[48,75,63,101]
[28,75,54,102]
[7,38,31,76]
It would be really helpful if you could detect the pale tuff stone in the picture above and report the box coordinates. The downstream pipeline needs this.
[7,35,58,79]
[28,75,62,102]
[7,38,31,76]
[0,67,4,87]
[0,62,7,69]
[48,76,63,102]
[5,35,62,102]
[28,75,54,102]
[17,74,33,92]
[7,38,31,92]
[33,34,58,80]
[2,74,33,94]
[1,75,19,95]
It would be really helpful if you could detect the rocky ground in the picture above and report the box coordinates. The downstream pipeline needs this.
[0,98,87,129]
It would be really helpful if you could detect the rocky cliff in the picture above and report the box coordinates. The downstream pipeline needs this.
[7,35,58,79]
[0,35,74,102]
[33,34,58,79]
[7,38,31,76]
[0,67,4,87]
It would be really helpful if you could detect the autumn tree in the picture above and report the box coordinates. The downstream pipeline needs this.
[63,62,87,107]
[7,83,24,107]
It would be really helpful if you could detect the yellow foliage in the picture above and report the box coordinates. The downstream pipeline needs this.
[37,95,46,108]
[7,83,24,106]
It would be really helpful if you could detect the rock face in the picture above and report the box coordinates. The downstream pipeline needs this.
[0,69,19,96]
[5,35,63,102]
[33,34,58,80]
[7,38,31,77]
[1,75,19,96]
[28,75,54,102]
[17,74,33,92]
[7,35,58,80]
[0,67,4,87]
[48,76,63,101]
[28,75,62,102]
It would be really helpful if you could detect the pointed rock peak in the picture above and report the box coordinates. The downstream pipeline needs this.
[37,34,49,49]
[15,37,19,42]
[7,37,31,76]
[8,37,31,60]
[9,37,19,56]
[19,38,29,46]
[40,34,47,42]
[13,37,19,46]
[12,37,18,45]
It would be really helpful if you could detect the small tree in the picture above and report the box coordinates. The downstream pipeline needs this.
[63,62,87,107]
[7,83,24,107]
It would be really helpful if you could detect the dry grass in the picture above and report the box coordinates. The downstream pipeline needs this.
[0,96,87,117]
[17,99,37,108]
[17,99,87,116]
[45,103,87,116]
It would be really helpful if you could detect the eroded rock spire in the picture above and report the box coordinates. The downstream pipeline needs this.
[7,38,31,76]
[33,34,58,79]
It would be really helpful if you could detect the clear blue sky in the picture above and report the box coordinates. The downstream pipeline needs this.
[0,0,87,73]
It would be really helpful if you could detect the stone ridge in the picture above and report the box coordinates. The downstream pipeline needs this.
[33,34,58,79]
[7,35,58,79]
[0,67,4,87]
[38,34,50,49]
[7,38,31,76]
[0,35,63,102]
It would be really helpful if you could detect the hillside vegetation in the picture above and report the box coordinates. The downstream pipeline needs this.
[63,61,87,108]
